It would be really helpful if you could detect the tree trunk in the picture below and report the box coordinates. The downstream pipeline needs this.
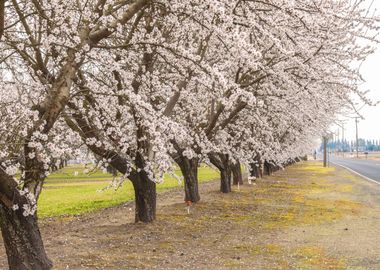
[130,170,156,223]
[264,161,271,176]
[220,155,232,193]
[0,205,52,270]
[232,162,243,185]
[220,166,232,193]
[209,153,232,193]
[272,164,280,173]
[249,163,260,179]
[66,107,156,223]
[177,156,200,203]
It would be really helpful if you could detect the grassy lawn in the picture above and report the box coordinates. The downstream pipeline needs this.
[38,164,220,218]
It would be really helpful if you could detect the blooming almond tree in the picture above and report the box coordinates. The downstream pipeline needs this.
[64,1,222,219]
[0,0,150,269]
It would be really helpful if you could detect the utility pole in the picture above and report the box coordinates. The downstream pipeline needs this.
[335,120,346,157]
[323,136,327,167]
[337,128,340,156]
[355,117,359,158]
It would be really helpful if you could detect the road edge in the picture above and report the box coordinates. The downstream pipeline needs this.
[331,161,380,186]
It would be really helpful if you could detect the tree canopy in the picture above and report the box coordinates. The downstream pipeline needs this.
[0,1,379,269]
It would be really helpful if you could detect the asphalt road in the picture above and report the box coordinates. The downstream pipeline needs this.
[329,156,380,183]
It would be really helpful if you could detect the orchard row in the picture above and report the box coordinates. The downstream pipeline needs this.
[0,1,378,269]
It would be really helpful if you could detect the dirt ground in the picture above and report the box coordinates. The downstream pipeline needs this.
[1,161,380,270]
[339,151,380,160]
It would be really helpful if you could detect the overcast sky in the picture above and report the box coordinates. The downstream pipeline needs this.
[331,1,380,142]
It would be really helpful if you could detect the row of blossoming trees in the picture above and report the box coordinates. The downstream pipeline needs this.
[0,0,378,269]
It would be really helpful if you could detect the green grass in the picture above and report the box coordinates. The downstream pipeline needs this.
[38,164,220,218]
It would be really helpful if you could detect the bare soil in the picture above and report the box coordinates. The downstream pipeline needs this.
[343,151,380,160]
[1,161,380,269]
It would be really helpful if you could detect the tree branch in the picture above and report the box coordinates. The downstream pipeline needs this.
[89,0,150,45]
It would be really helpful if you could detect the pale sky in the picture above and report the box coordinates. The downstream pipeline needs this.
[342,50,380,141]
[332,1,380,142]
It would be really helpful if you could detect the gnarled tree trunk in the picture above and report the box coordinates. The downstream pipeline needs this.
[0,169,52,270]
[130,171,156,223]
[177,156,200,203]
[130,152,156,223]
[209,153,232,193]
[232,161,243,185]
[0,205,52,270]
[249,163,261,179]
[220,166,232,193]
[66,112,157,223]
[263,161,281,175]
[263,160,271,176]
